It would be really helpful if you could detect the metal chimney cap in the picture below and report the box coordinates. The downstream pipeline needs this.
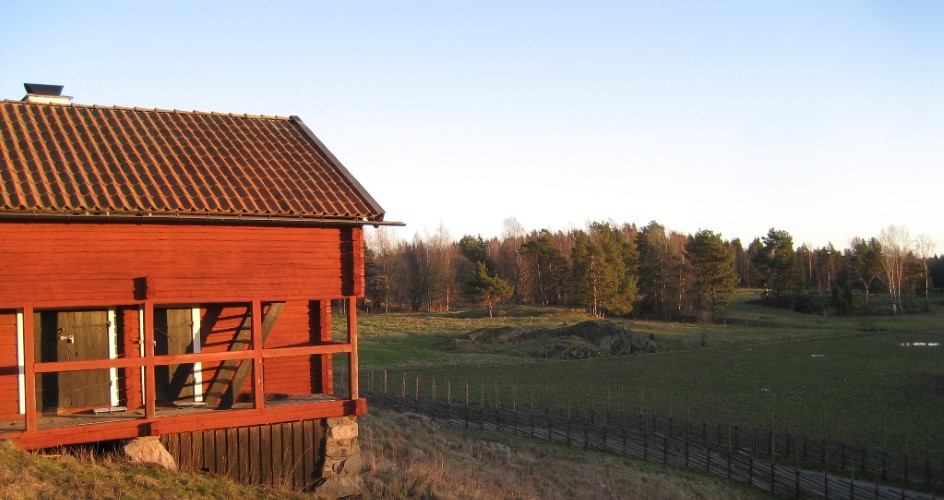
[24,83,64,96]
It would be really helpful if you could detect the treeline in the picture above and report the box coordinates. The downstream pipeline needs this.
[365,219,942,318]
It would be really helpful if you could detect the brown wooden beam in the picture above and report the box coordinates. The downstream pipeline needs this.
[318,301,333,394]
[261,343,352,358]
[204,302,284,408]
[30,342,352,373]
[5,398,365,450]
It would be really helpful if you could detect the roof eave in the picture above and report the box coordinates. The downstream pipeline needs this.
[0,211,404,228]
[289,115,386,221]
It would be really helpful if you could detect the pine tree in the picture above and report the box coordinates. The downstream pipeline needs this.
[571,222,637,317]
[753,228,803,305]
[685,230,739,320]
[466,261,514,318]
[636,221,683,319]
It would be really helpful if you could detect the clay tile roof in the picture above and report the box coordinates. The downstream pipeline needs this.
[0,100,385,223]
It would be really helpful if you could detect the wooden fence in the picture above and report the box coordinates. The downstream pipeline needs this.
[363,371,940,500]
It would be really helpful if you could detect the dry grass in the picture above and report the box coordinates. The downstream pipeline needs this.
[0,442,306,500]
[0,409,767,499]
[359,407,770,499]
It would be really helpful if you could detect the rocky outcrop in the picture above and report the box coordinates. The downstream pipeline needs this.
[454,320,659,359]
[122,436,177,470]
[314,416,363,498]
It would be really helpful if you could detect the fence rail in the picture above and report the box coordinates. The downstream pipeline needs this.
[362,371,940,500]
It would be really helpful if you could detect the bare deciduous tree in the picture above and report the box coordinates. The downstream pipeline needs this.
[877,224,912,315]
[914,234,935,311]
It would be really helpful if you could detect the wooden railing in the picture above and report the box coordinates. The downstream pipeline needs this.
[6,297,364,449]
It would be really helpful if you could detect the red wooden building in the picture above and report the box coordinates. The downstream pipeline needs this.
[0,84,391,456]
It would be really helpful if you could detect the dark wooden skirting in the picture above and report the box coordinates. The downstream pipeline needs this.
[161,418,325,490]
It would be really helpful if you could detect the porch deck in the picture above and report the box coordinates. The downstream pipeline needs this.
[0,393,365,450]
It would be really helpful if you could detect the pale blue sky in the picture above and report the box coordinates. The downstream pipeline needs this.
[2,1,941,249]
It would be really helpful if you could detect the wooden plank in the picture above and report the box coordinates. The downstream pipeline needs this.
[192,430,204,472]
[225,428,238,480]
[292,421,305,490]
[120,308,142,409]
[238,426,250,483]
[178,432,192,470]
[203,428,216,473]
[143,301,156,420]
[7,398,361,450]
[249,425,261,485]
[260,424,273,486]
[301,420,313,489]
[347,296,359,400]
[281,422,294,488]
[251,300,265,410]
[23,307,36,431]
[0,223,354,309]
[318,301,333,394]
[165,433,180,466]
[204,302,284,408]
[270,423,283,487]
[262,343,352,358]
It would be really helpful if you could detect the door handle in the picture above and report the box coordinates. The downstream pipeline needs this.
[59,335,75,344]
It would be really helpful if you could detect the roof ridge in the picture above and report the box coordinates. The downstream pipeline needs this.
[0,99,290,120]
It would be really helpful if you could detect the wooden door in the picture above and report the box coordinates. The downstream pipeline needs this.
[34,310,111,410]
[155,308,196,403]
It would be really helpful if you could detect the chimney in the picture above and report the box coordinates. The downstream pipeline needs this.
[22,83,73,105]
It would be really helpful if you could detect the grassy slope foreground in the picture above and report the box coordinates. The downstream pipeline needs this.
[362,407,770,499]
[0,409,767,500]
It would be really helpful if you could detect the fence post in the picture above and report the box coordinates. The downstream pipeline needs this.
[464,382,469,428]
[480,383,485,431]
[529,391,534,437]
[644,432,649,461]
[495,383,500,431]
[749,452,754,486]
[547,401,553,441]
[663,433,668,466]
[566,405,572,445]
[883,416,888,481]
[622,418,627,454]
[584,409,589,449]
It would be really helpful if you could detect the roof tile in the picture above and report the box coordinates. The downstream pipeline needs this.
[0,100,384,222]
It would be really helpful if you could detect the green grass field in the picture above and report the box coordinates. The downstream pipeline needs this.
[355,292,944,458]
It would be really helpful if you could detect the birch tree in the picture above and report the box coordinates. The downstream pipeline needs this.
[877,224,911,314]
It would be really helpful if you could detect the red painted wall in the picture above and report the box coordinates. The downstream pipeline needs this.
[0,311,19,420]
[0,221,364,417]
[0,222,364,308]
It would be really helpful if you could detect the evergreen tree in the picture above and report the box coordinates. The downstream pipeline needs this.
[571,222,637,317]
[685,230,739,320]
[753,228,803,304]
[466,261,514,318]
[636,221,683,319]
[520,230,570,305]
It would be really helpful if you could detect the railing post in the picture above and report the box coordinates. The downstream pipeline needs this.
[251,300,265,410]
[143,300,156,420]
[347,296,359,400]
[22,307,37,431]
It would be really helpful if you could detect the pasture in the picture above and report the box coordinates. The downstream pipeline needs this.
[354,292,944,459]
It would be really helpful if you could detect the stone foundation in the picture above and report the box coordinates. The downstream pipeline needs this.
[314,416,363,498]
